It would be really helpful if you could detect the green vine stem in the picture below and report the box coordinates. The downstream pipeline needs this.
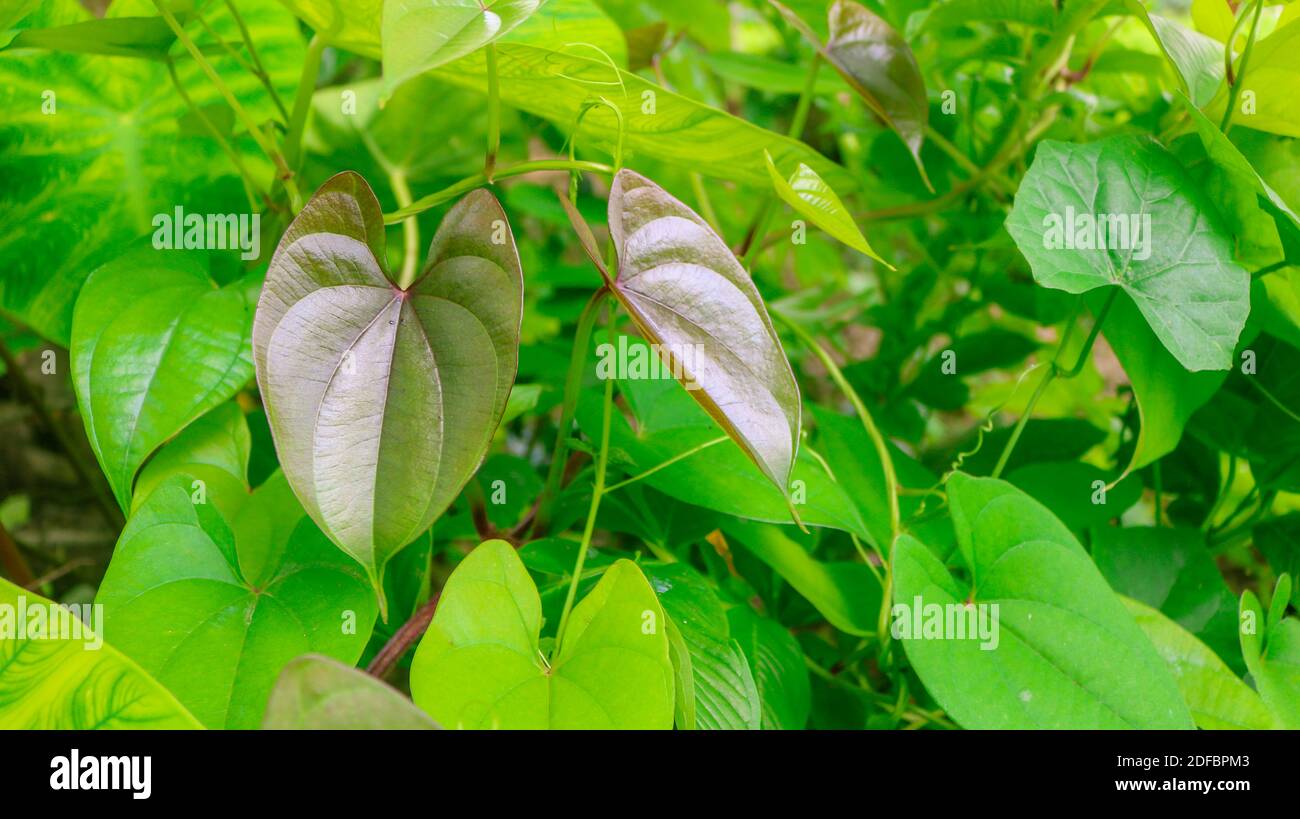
[384,159,615,223]
[485,43,501,180]
[535,287,612,534]
[222,0,290,124]
[553,299,617,655]
[165,57,263,210]
[284,33,327,179]
[776,312,900,545]
[390,169,420,289]
[1222,0,1265,133]
[152,0,300,209]
[990,287,1118,479]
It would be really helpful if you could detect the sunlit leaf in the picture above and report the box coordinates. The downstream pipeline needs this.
[381,0,546,94]
[0,576,201,729]
[764,150,891,266]
[410,540,674,728]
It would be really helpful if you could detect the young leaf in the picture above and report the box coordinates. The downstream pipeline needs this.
[0,576,201,729]
[96,472,378,728]
[773,0,931,190]
[1005,136,1249,371]
[409,540,674,728]
[1125,4,1225,107]
[262,654,440,729]
[253,171,523,601]
[71,244,257,511]
[607,169,802,502]
[763,150,892,267]
[1238,583,1300,728]
[892,473,1194,729]
[1122,597,1276,730]
[381,0,546,94]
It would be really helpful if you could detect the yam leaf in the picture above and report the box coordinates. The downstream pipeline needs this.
[892,473,1194,729]
[253,171,522,604]
[1006,136,1249,371]
[71,244,257,512]
[96,472,378,729]
[607,169,802,504]
[410,540,674,728]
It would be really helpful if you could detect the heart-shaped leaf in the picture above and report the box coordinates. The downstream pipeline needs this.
[253,171,523,602]
[263,654,440,729]
[0,576,201,729]
[764,150,892,267]
[71,243,258,511]
[773,0,931,190]
[607,169,801,502]
[96,472,379,728]
[410,539,674,728]
[382,0,546,93]
[892,473,1194,729]
[1005,136,1249,371]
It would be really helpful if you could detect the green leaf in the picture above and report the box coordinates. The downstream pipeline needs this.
[0,576,201,729]
[893,473,1194,729]
[0,14,176,59]
[410,540,674,728]
[665,616,696,729]
[253,172,522,602]
[721,519,882,637]
[1209,18,1300,137]
[132,401,252,521]
[1239,582,1300,728]
[644,563,761,730]
[1122,597,1276,730]
[382,0,546,94]
[1005,461,1140,532]
[703,52,846,95]
[1092,526,1242,673]
[96,472,378,728]
[1177,92,1300,259]
[608,169,802,501]
[728,606,811,730]
[277,0,383,54]
[71,244,257,511]
[774,0,930,189]
[424,8,856,190]
[575,340,868,537]
[1126,5,1225,108]
[0,0,302,344]
[1098,289,1228,476]
[764,150,891,267]
[1006,136,1249,371]
[69,245,256,514]
[262,654,440,729]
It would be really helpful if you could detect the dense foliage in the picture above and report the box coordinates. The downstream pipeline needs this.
[1,0,1299,730]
